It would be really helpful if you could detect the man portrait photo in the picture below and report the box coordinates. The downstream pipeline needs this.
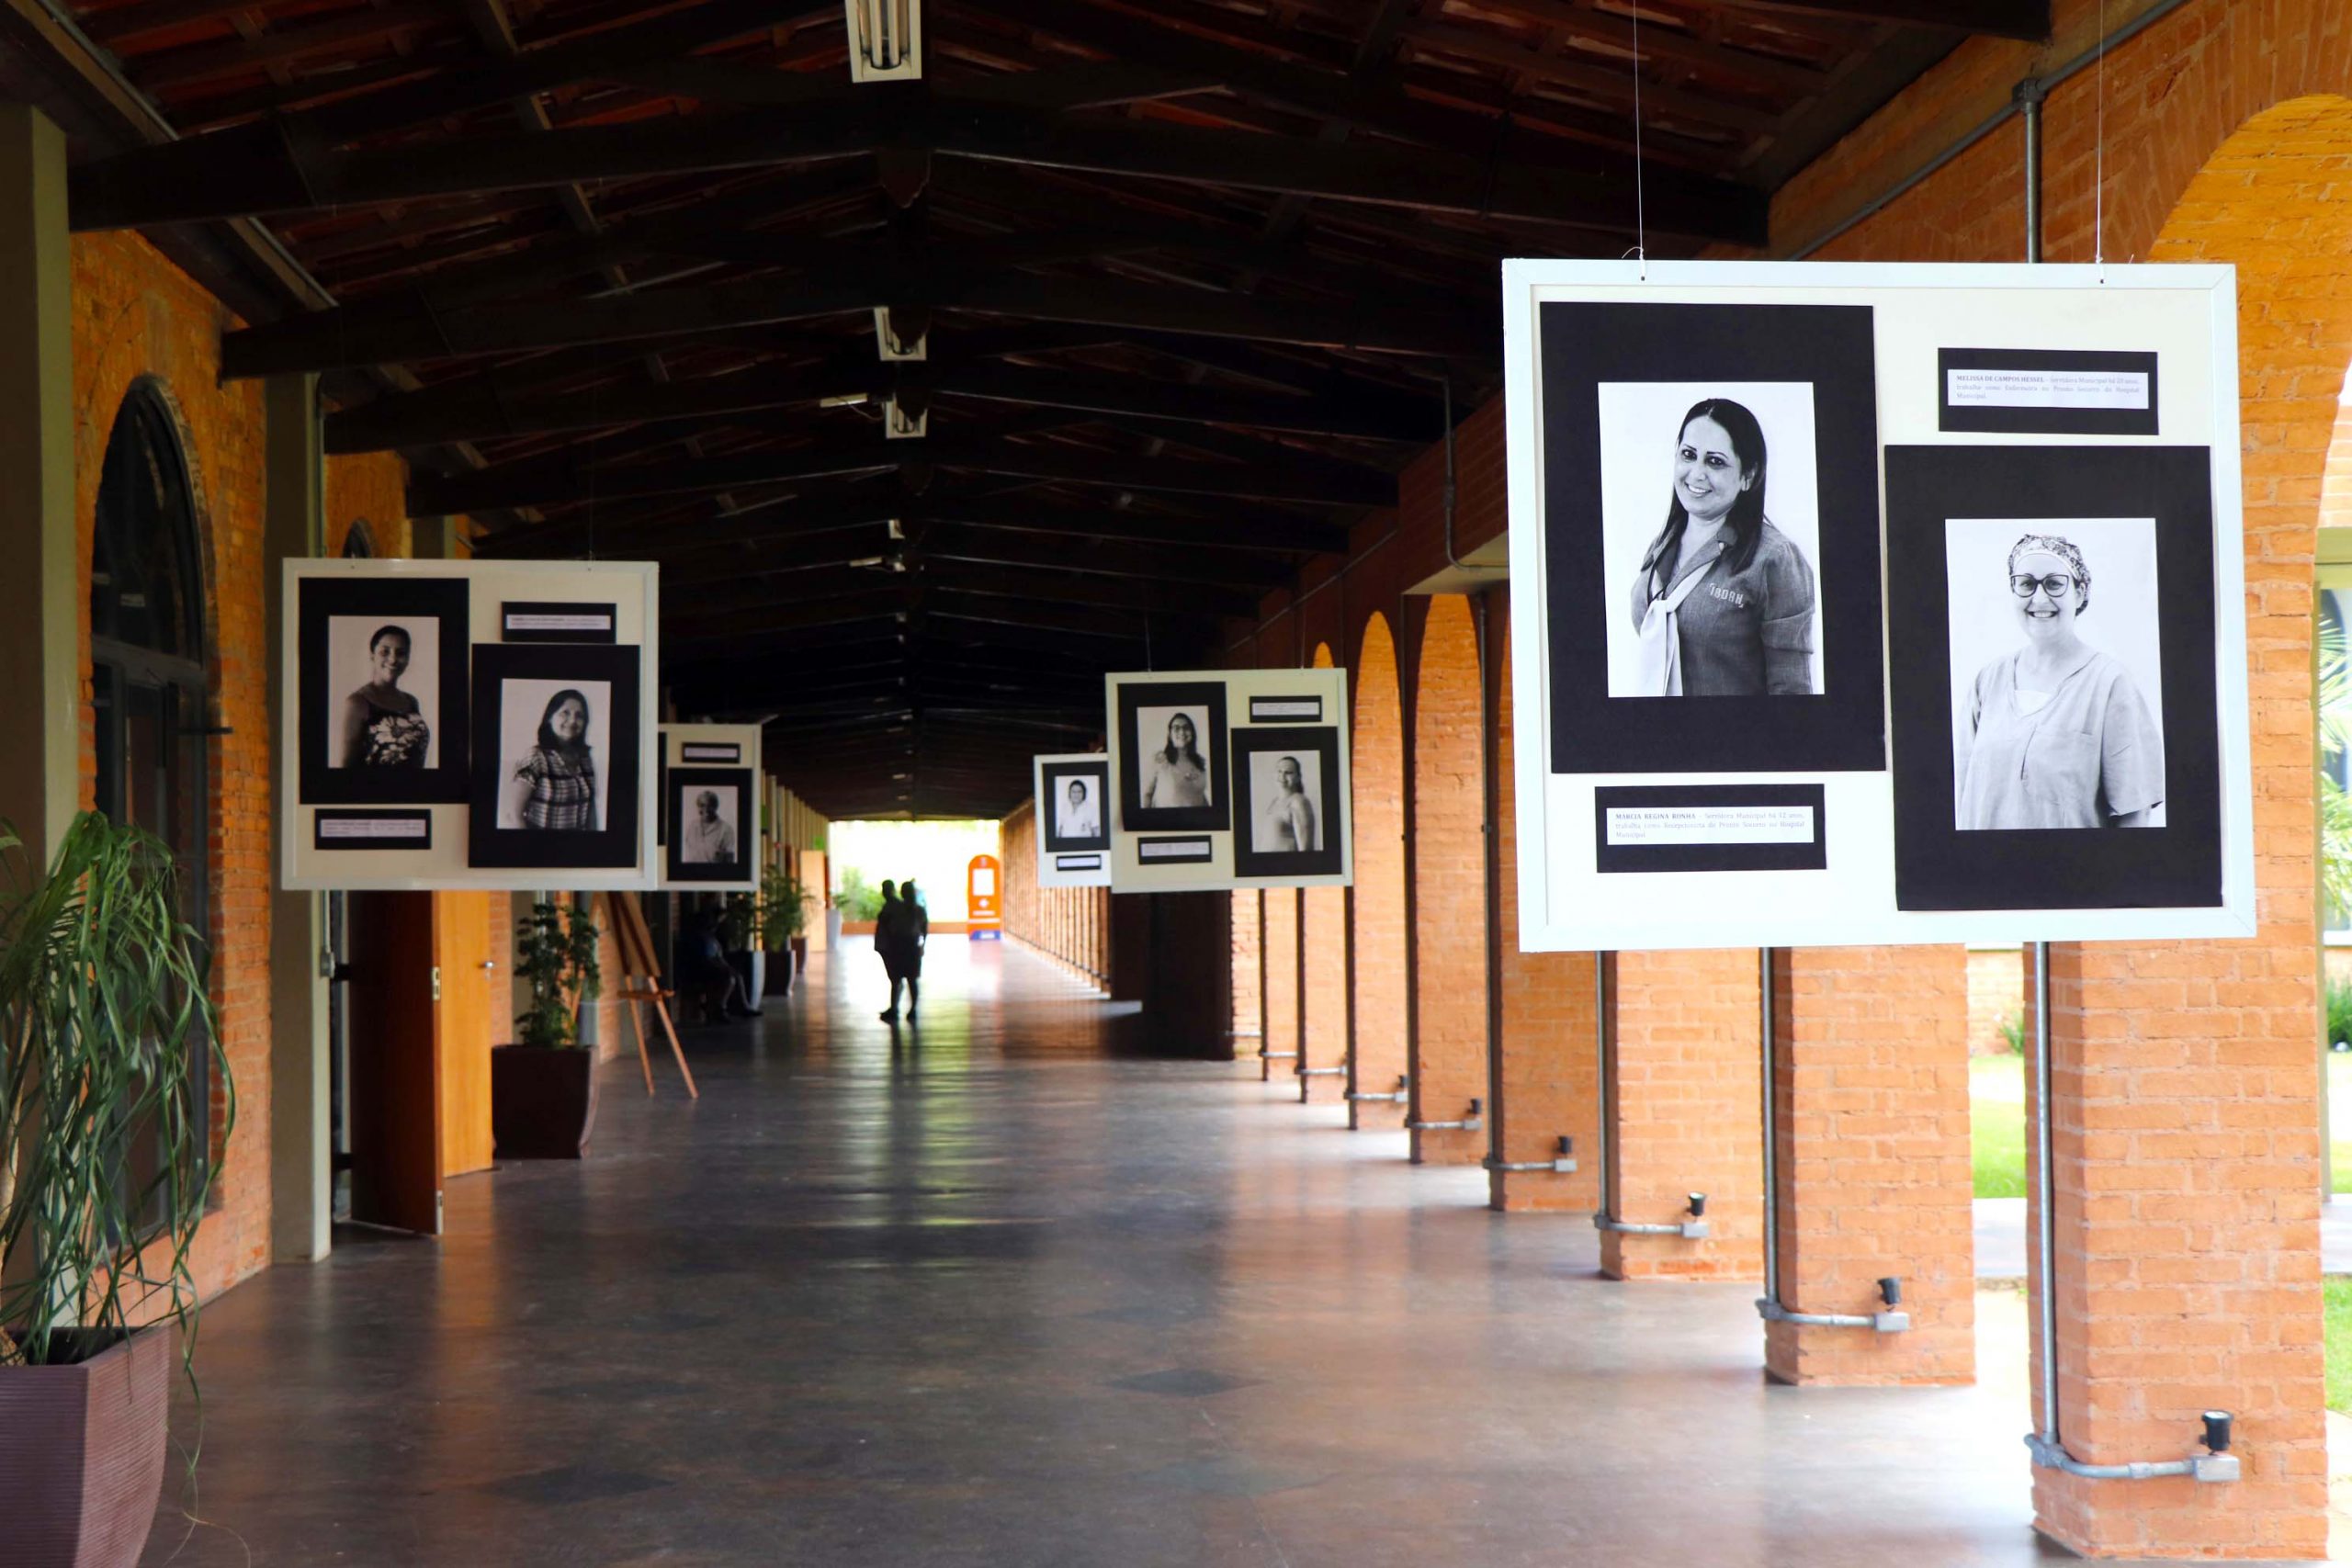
[680,785,737,864]
[1254,753,1319,855]
[1054,775,1101,840]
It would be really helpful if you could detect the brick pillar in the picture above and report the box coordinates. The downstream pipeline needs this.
[1229,888,1261,1060]
[1262,888,1300,1084]
[1409,595,1487,1164]
[1489,605,1599,1212]
[1350,613,1408,1130]
[1601,950,1762,1281]
[1300,885,1348,1104]
[1765,946,1973,1385]
[2028,941,2324,1558]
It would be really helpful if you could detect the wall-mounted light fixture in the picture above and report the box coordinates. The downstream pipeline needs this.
[883,395,927,440]
[845,0,921,82]
[874,306,928,360]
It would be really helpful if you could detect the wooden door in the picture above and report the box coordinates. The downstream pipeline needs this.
[435,892,496,1179]
[344,892,442,1235]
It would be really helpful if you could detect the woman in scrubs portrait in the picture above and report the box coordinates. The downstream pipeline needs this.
[1626,397,1818,697]
[1955,534,2164,830]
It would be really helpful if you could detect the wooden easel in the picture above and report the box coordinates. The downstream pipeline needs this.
[597,891,698,1100]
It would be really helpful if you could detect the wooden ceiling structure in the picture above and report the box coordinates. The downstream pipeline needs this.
[3,0,2051,817]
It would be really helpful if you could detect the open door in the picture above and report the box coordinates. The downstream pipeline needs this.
[435,892,496,1179]
[345,892,443,1235]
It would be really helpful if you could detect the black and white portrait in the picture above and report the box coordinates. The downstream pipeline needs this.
[326,615,441,771]
[1055,776,1100,839]
[680,784,739,862]
[1039,757,1111,853]
[1250,750,1321,855]
[1536,300,1883,777]
[469,642,643,872]
[298,573,470,805]
[665,765,752,883]
[1229,726,1343,879]
[495,679,611,832]
[1600,382,1823,698]
[1115,681,1229,832]
[1945,518,2165,831]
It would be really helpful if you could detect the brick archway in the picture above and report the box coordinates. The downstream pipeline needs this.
[1299,642,1348,1103]
[2014,93,2352,1562]
[1351,612,1408,1128]
[1410,595,1487,1164]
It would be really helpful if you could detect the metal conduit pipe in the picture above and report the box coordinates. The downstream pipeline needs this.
[1486,1135,1578,1175]
[1298,1066,1347,1077]
[1408,1098,1483,1132]
[1348,1075,1409,1105]
[1755,949,1907,1331]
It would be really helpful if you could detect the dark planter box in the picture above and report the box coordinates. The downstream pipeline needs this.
[0,1325,172,1568]
[492,1044,599,1159]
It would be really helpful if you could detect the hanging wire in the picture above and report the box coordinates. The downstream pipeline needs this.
[1629,1,1647,276]
[2093,0,2107,277]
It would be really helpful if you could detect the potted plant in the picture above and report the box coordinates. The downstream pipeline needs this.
[761,868,810,996]
[0,813,231,1568]
[492,898,603,1159]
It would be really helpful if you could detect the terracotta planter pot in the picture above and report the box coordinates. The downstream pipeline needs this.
[0,1325,174,1568]
[492,1044,599,1159]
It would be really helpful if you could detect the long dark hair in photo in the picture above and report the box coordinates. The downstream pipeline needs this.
[1159,711,1204,768]
[536,688,594,759]
[1640,397,1770,590]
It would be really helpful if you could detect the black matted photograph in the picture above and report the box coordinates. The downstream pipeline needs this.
[1043,760,1110,853]
[1230,727,1343,879]
[1117,681,1229,832]
[1886,446,2220,913]
[468,643,642,871]
[299,574,471,804]
[667,766,752,883]
[1538,300,1884,774]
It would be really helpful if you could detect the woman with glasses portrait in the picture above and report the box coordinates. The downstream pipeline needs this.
[1955,534,2164,831]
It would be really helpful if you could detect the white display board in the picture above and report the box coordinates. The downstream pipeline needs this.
[1106,667,1353,894]
[1032,752,1113,888]
[280,558,661,891]
[660,723,763,892]
[1503,260,2253,951]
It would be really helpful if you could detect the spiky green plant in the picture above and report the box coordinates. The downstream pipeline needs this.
[0,812,229,1369]
[760,869,810,951]
[2323,612,2352,920]
[514,899,602,1048]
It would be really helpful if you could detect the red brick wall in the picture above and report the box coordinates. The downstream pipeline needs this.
[1409,594,1487,1164]
[1299,641,1348,1103]
[1001,800,1110,983]
[1602,949,1763,1282]
[1263,888,1301,1084]
[1350,613,1408,1128]
[1489,607,1600,1212]
[1230,888,1262,1053]
[1767,945,1975,1386]
[72,231,272,1299]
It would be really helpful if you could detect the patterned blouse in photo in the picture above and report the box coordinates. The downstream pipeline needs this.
[515,747,597,830]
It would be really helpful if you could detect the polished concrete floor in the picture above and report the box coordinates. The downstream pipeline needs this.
[142,939,2322,1567]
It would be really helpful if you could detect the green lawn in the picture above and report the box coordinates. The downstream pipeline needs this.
[1970,1055,2027,1199]
[2329,1279,2352,1414]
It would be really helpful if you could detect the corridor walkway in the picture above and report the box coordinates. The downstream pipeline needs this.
[142,940,2238,1567]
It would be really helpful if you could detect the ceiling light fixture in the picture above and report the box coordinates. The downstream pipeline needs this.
[845,0,921,83]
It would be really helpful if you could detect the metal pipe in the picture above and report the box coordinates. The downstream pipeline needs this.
[1757,1296,1909,1333]
[1596,952,1615,1223]
[1476,589,1505,1175]
[1787,0,2198,262]
[1487,1136,1577,1175]
[2033,939,2059,1444]
[1760,948,1779,1307]
[2018,77,2046,264]
[1408,1099,1483,1132]
[1298,1066,1347,1077]
[1259,1050,1298,1061]
[1348,1075,1409,1105]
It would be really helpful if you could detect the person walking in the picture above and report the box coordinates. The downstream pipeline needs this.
[875,879,923,1021]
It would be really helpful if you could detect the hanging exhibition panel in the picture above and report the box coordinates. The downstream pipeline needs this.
[1105,667,1353,894]
[281,558,661,891]
[660,724,763,891]
[1502,259,2253,951]
[1033,752,1113,889]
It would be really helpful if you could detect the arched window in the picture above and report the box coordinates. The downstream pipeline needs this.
[90,380,213,1201]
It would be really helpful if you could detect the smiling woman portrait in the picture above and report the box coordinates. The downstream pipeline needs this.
[338,622,428,768]
[1955,533,2164,831]
[1626,396,1818,697]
